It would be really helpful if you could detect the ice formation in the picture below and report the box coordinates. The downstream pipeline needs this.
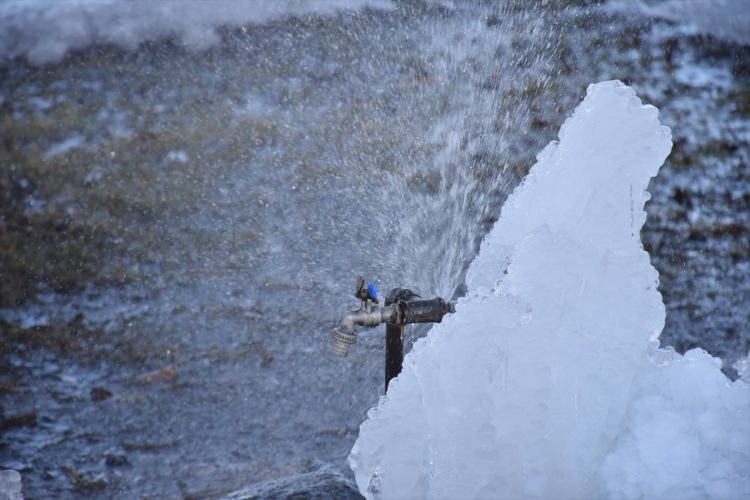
[349,81,750,499]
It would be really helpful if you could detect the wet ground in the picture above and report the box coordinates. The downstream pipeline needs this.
[0,1,748,498]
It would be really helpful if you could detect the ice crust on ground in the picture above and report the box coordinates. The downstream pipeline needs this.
[349,81,750,499]
[0,0,394,65]
[631,0,750,45]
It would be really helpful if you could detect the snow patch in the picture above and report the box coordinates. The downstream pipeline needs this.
[43,134,86,159]
[0,469,23,500]
[166,150,189,164]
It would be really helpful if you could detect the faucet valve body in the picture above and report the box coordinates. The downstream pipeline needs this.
[331,304,396,357]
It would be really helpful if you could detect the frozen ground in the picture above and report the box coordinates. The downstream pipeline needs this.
[0,0,748,498]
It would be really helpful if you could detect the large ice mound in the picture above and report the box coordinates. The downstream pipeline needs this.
[349,81,750,499]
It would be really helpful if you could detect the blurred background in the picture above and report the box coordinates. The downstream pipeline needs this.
[0,0,747,497]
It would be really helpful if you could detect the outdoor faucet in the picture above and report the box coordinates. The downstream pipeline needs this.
[331,277,395,357]
[332,276,455,391]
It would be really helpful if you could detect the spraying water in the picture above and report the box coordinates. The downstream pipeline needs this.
[0,2,563,496]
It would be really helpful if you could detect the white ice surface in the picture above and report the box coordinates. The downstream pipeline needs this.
[349,81,750,499]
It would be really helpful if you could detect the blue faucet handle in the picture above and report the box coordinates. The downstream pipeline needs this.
[355,276,379,303]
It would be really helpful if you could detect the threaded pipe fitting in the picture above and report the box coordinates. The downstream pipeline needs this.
[332,327,357,357]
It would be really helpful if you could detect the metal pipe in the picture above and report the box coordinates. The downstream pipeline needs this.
[402,298,455,324]
[383,289,454,391]
[385,323,403,392]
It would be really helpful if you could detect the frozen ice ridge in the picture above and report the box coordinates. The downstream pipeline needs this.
[349,81,750,499]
